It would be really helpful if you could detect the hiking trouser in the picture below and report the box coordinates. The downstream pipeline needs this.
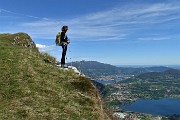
[61,43,67,65]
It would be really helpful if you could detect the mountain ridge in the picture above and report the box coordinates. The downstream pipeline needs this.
[69,61,172,79]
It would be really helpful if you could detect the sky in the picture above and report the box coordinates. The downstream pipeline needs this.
[0,0,180,65]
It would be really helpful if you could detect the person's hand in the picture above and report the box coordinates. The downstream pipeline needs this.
[67,39,70,44]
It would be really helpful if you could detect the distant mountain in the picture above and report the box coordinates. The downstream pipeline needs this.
[146,66,173,72]
[137,68,180,81]
[68,61,172,79]
[119,66,170,75]
[164,68,180,75]
[117,68,180,98]
[68,61,120,79]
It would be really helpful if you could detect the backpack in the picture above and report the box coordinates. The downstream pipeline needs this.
[55,32,62,46]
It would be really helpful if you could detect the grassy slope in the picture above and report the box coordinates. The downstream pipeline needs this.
[0,33,110,120]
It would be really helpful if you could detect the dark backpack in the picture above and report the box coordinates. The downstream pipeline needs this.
[55,32,62,46]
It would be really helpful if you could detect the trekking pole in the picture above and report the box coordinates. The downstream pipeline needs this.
[70,57,72,67]
[66,56,68,64]
[68,44,72,67]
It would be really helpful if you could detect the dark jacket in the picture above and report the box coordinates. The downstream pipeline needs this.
[60,32,68,43]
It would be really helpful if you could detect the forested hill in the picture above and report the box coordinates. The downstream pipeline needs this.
[117,69,180,99]
[68,61,120,78]
[137,68,180,80]
[0,33,111,120]
[69,61,171,78]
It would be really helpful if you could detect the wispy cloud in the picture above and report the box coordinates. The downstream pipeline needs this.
[138,34,180,41]
[138,36,171,41]
[64,2,180,41]
[1,1,180,41]
[36,43,56,53]
[0,8,47,19]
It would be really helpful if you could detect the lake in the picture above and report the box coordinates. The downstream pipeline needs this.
[121,98,180,116]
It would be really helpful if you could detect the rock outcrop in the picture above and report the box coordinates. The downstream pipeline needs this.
[0,32,38,51]
[12,33,37,48]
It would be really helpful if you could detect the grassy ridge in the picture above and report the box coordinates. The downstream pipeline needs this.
[0,33,110,120]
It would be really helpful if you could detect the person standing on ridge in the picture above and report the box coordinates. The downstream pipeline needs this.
[56,26,70,68]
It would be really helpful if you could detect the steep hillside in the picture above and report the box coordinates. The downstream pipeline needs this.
[0,33,110,120]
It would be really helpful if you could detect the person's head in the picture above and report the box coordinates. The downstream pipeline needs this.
[61,26,68,32]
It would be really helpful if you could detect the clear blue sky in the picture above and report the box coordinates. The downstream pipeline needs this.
[1,0,180,65]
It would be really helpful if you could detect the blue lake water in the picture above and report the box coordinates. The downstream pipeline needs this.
[121,98,180,116]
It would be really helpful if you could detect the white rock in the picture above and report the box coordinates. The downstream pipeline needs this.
[113,112,127,119]
[56,65,83,76]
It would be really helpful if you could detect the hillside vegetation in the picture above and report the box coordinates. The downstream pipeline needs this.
[119,69,180,99]
[0,33,110,120]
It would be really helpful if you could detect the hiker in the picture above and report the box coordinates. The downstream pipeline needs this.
[59,25,70,68]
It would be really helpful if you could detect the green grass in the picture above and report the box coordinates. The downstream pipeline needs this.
[0,33,110,120]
